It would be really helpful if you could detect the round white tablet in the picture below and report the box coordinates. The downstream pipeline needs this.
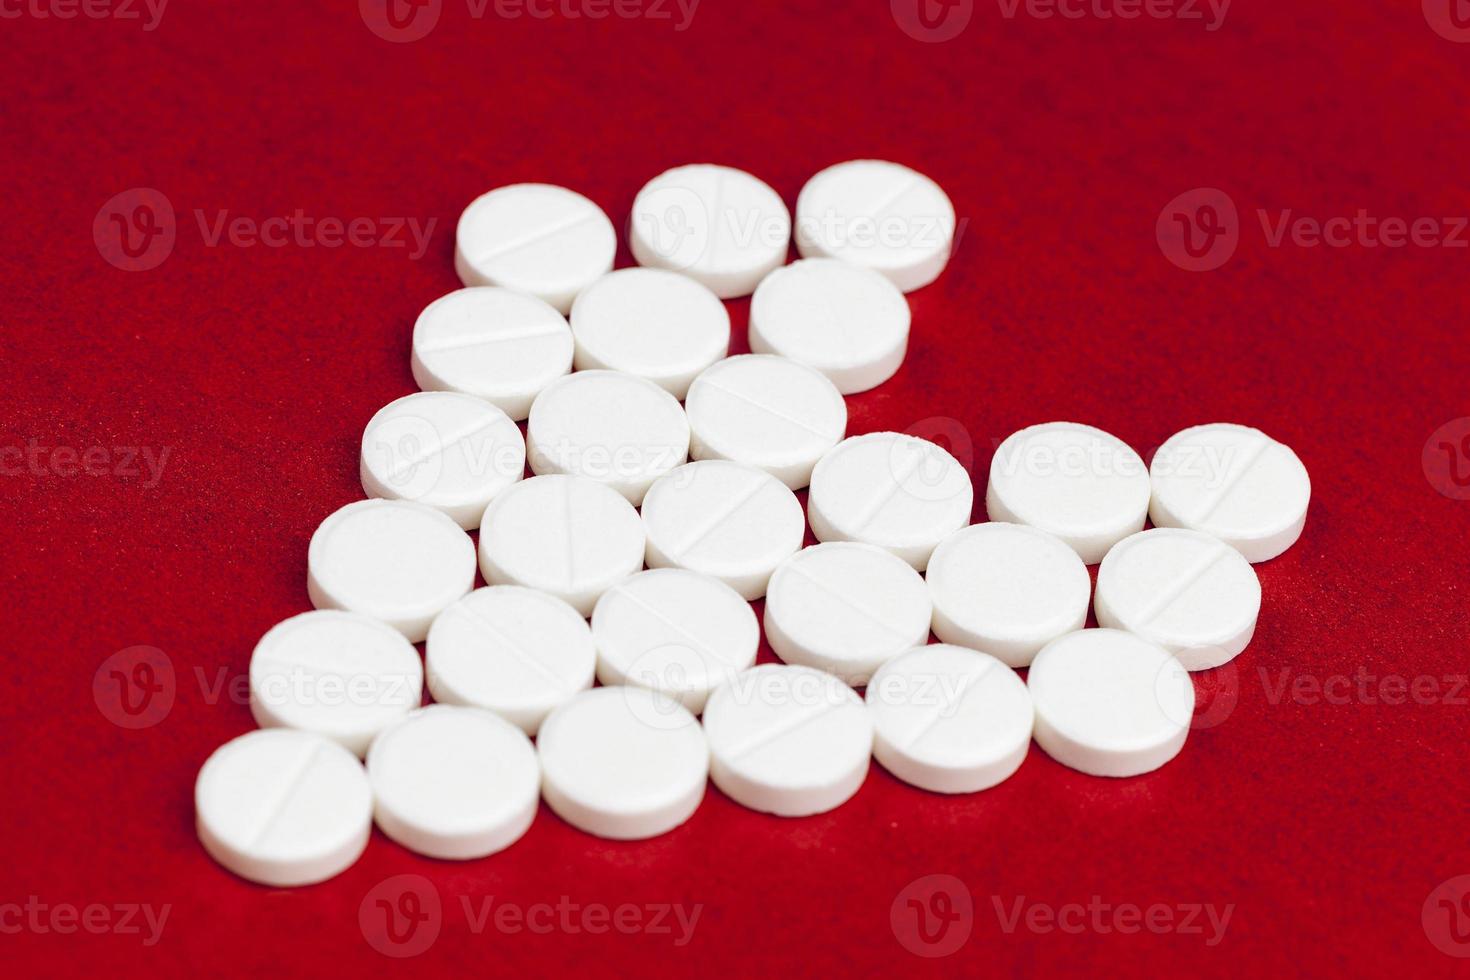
[308,499,476,643]
[455,183,616,314]
[360,391,525,529]
[794,160,956,292]
[748,258,911,394]
[367,705,539,860]
[526,370,690,506]
[249,610,423,756]
[478,474,645,617]
[866,644,1033,794]
[591,568,759,713]
[641,460,805,600]
[537,686,709,840]
[703,664,873,817]
[569,268,730,399]
[986,422,1150,564]
[195,728,371,887]
[410,287,573,421]
[629,164,790,299]
[925,523,1091,668]
[764,542,933,686]
[808,432,973,571]
[426,585,596,735]
[1094,528,1261,671]
[684,354,847,490]
[1028,629,1194,778]
[1150,423,1311,563]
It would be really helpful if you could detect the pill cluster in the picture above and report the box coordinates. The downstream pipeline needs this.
[194,162,1312,887]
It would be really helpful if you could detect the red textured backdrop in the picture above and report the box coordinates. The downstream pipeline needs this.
[4,1,1470,975]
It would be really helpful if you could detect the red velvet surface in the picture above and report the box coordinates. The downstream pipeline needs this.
[5,2,1470,975]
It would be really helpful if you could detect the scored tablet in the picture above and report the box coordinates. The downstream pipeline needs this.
[684,354,847,490]
[411,287,573,421]
[455,183,615,314]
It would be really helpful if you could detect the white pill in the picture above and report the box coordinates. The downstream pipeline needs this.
[1094,528,1261,671]
[986,422,1150,564]
[360,391,525,529]
[367,705,539,860]
[248,610,423,756]
[195,728,371,887]
[629,164,790,299]
[1028,629,1194,778]
[866,644,1033,794]
[703,664,873,817]
[537,686,709,840]
[764,542,932,686]
[426,585,596,735]
[478,474,644,617]
[1149,423,1311,563]
[410,287,573,421]
[454,183,616,314]
[569,268,730,399]
[308,498,476,643]
[925,523,1090,668]
[684,354,847,490]
[526,370,690,506]
[794,160,956,292]
[808,432,973,571]
[640,460,805,600]
[748,258,911,394]
[591,568,759,713]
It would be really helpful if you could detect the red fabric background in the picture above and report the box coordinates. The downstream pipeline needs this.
[4,1,1469,975]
